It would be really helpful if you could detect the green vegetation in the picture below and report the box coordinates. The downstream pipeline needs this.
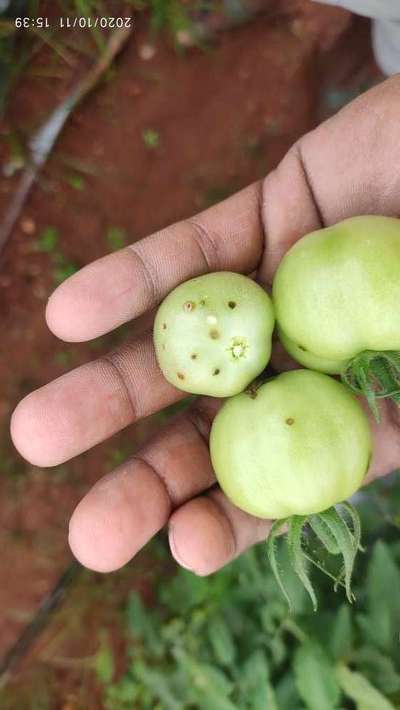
[67,173,85,190]
[52,256,79,284]
[35,226,79,284]
[36,226,58,253]
[54,349,75,367]
[99,474,400,709]
[142,128,160,149]
[0,0,196,117]
[106,226,127,251]
[145,0,190,34]
[1,471,400,708]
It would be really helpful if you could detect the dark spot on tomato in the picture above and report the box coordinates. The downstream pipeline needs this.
[209,329,220,340]
[162,323,167,330]
[298,344,307,352]
[286,417,295,425]
[177,372,185,380]
[162,344,166,350]
[199,299,206,306]
[213,368,220,376]
[228,301,236,309]
[183,301,195,312]
[191,353,197,360]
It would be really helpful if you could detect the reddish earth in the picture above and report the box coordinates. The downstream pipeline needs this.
[0,1,378,705]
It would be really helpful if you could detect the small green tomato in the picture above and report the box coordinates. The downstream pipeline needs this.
[273,216,400,415]
[210,369,372,610]
[154,272,274,397]
[278,328,347,375]
[210,369,371,519]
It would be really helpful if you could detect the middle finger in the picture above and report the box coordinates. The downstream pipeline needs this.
[11,331,182,467]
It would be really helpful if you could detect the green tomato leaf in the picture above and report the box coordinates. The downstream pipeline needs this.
[329,604,353,661]
[94,633,114,684]
[336,664,396,710]
[287,516,317,611]
[275,673,302,710]
[207,617,236,666]
[159,568,211,614]
[354,646,400,695]
[238,649,278,710]
[362,541,400,652]
[133,661,182,710]
[317,507,358,602]
[340,501,363,553]
[367,541,400,624]
[309,514,340,554]
[267,518,293,612]
[294,642,341,710]
[105,676,139,706]
[357,610,392,657]
[127,592,164,656]
[173,648,235,710]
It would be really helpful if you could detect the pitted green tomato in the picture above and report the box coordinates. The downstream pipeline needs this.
[278,328,347,374]
[273,216,400,371]
[210,370,372,519]
[153,272,274,397]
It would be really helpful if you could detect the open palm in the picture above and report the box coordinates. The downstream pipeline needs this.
[11,76,400,574]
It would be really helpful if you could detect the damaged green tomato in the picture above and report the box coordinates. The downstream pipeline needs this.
[273,216,400,418]
[210,369,372,609]
[154,272,274,397]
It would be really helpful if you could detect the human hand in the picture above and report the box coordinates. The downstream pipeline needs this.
[11,75,400,574]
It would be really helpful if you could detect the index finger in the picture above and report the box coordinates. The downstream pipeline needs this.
[46,184,264,342]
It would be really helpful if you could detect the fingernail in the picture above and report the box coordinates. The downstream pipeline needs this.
[168,526,194,572]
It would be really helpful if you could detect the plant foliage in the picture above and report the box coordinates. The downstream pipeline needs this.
[99,474,400,709]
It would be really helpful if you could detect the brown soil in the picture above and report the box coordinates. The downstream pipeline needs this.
[0,2,377,706]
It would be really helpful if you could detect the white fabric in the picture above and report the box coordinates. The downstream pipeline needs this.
[316,0,400,21]
[372,18,400,75]
[315,0,400,74]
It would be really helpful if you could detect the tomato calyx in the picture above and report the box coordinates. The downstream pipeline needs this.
[341,350,400,421]
[267,503,362,612]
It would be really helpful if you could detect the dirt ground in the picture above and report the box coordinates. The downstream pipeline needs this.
[0,1,378,706]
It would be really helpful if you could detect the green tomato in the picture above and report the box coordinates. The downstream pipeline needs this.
[154,272,274,397]
[210,370,372,519]
[278,327,347,374]
[273,216,400,371]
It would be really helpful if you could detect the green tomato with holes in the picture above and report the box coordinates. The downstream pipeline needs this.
[210,370,372,519]
[153,272,274,397]
[273,216,400,374]
[278,327,347,374]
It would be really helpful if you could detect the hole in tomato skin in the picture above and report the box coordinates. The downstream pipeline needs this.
[177,372,185,380]
[298,344,307,352]
[209,329,220,340]
[228,301,236,309]
[213,368,220,376]
[191,353,197,360]
[285,417,295,425]
[183,301,195,312]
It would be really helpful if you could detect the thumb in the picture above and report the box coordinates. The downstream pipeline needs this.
[258,74,400,284]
